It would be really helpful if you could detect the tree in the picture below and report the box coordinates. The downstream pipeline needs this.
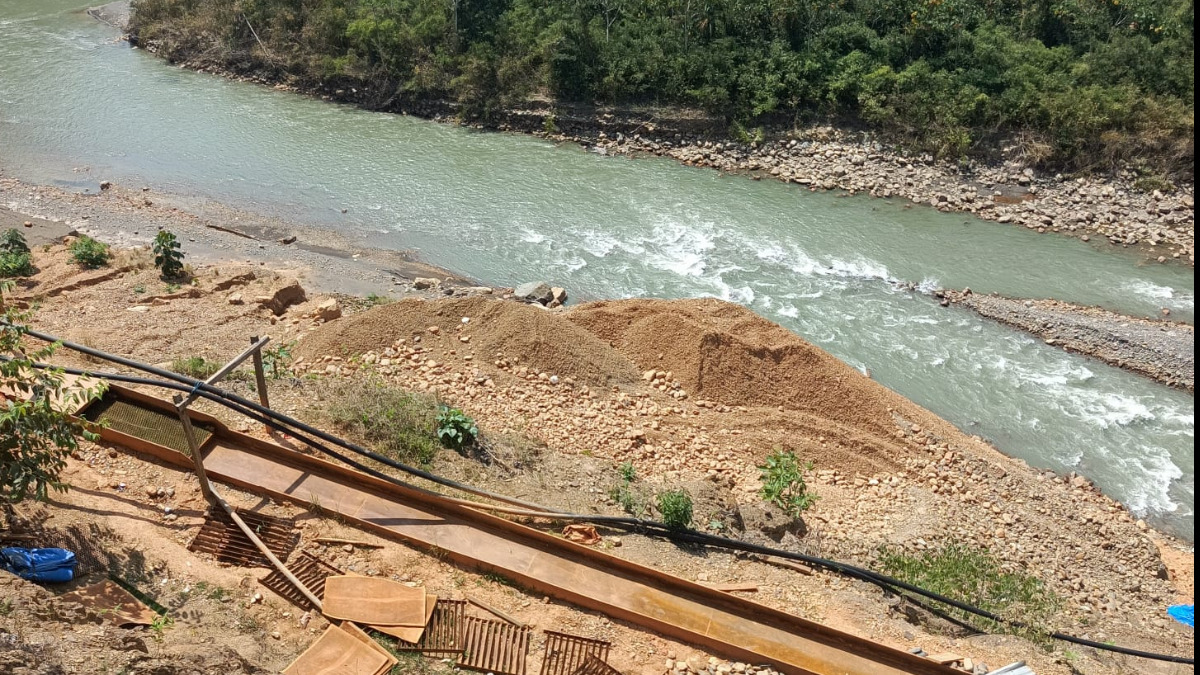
[152,230,186,280]
[1,283,105,503]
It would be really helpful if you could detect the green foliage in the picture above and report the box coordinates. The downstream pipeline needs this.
[152,230,186,280]
[0,230,35,278]
[758,449,817,517]
[322,377,441,465]
[656,488,693,530]
[170,356,220,379]
[1,285,106,503]
[262,341,296,379]
[618,460,636,483]
[436,404,478,451]
[1,230,30,256]
[0,252,34,279]
[608,461,645,517]
[149,614,174,642]
[878,541,1061,647]
[69,235,110,269]
[364,292,393,306]
[129,0,1196,172]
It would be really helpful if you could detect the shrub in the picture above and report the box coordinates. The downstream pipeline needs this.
[656,489,693,530]
[1,282,106,502]
[152,230,186,279]
[321,378,440,465]
[436,405,478,451]
[0,230,34,278]
[69,235,110,269]
[758,449,818,517]
[0,252,34,278]
[1,229,30,256]
[877,541,1061,646]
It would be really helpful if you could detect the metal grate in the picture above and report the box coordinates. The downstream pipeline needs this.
[260,551,342,609]
[539,632,611,675]
[83,394,214,454]
[396,598,467,656]
[456,615,531,675]
[572,654,623,675]
[187,509,297,567]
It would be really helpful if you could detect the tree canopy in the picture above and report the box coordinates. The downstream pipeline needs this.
[131,0,1195,172]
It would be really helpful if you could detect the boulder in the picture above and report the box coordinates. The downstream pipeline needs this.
[256,280,306,316]
[513,281,554,305]
[550,286,568,304]
[413,277,440,290]
[314,298,342,321]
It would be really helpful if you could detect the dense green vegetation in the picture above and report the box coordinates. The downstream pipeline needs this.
[131,0,1193,172]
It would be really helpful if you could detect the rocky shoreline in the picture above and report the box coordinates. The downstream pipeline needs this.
[938,290,1195,392]
[122,13,1194,267]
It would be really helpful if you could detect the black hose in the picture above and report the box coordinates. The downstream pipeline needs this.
[8,335,1193,664]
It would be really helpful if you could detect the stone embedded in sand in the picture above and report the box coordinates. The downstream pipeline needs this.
[513,281,553,305]
[315,298,342,321]
[256,280,306,316]
[412,277,440,290]
[227,293,244,305]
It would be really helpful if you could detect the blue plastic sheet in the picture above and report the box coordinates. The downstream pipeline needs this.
[1168,604,1194,627]
[1,547,78,583]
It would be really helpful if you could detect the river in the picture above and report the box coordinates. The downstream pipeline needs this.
[0,1,1194,540]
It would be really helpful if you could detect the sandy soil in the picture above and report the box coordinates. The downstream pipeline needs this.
[3,239,1193,675]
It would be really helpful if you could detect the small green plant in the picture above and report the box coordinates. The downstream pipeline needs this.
[1,229,30,255]
[262,341,296,379]
[148,614,174,642]
[152,230,186,280]
[608,462,645,517]
[69,235,110,269]
[133,284,146,294]
[877,541,1061,647]
[0,229,34,278]
[656,489,693,530]
[0,251,34,278]
[542,112,559,134]
[170,356,219,379]
[436,405,478,451]
[364,292,393,306]
[758,448,818,517]
[0,598,13,616]
[618,461,636,482]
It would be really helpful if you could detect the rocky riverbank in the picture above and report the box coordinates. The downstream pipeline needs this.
[120,7,1194,267]
[938,290,1195,392]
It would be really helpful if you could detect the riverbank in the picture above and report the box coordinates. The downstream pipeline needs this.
[4,234,1195,674]
[0,175,470,298]
[938,290,1195,392]
[119,9,1195,267]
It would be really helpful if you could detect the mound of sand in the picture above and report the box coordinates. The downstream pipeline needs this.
[566,298,910,438]
[296,297,640,387]
[299,296,949,447]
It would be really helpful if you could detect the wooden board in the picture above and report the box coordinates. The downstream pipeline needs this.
[56,580,158,628]
[322,576,426,626]
[282,624,390,675]
[371,594,438,643]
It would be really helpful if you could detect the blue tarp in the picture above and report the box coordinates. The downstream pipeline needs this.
[1,547,78,583]
[1168,604,1194,627]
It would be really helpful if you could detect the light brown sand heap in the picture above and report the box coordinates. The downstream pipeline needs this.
[566,298,914,438]
[296,297,640,387]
